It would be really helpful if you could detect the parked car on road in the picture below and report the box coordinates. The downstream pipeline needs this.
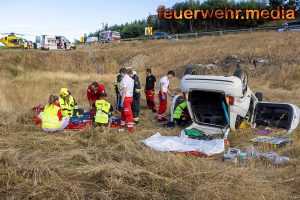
[278,21,300,32]
[151,32,172,40]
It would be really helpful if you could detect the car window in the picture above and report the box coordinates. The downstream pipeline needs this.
[113,32,120,37]
[48,39,56,44]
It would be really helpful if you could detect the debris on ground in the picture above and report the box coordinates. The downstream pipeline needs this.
[223,54,272,70]
[184,129,212,140]
[239,121,251,129]
[255,128,273,136]
[251,136,293,149]
[176,54,279,78]
[246,145,290,165]
[223,148,247,165]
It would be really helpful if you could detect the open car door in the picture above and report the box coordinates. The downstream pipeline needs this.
[253,102,300,133]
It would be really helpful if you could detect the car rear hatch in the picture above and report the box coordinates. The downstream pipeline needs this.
[181,75,244,137]
[183,90,229,137]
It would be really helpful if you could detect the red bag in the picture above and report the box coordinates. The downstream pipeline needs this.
[66,121,92,131]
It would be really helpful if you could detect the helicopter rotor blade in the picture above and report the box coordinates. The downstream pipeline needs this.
[0,32,35,37]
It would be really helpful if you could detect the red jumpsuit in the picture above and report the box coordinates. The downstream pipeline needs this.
[157,92,168,120]
[87,84,106,105]
[145,90,156,110]
[119,75,134,132]
[120,97,134,131]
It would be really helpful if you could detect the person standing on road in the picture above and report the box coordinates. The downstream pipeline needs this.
[128,69,141,125]
[64,40,67,50]
[145,68,157,113]
[157,70,175,122]
[119,68,135,132]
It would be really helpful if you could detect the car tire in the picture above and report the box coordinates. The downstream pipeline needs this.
[233,69,248,94]
[184,66,197,76]
[255,92,263,101]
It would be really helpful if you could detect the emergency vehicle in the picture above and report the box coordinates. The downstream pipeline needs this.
[99,31,121,43]
[35,35,76,50]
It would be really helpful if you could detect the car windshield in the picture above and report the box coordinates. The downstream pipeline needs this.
[113,32,120,36]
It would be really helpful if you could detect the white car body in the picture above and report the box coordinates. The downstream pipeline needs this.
[180,75,300,137]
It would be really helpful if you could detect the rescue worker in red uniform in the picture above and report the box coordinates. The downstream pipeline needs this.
[157,70,175,122]
[145,68,157,113]
[119,68,135,132]
[128,69,141,124]
[87,81,106,105]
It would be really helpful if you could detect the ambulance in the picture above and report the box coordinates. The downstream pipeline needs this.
[35,35,76,50]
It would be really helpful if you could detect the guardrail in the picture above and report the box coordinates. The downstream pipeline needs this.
[120,25,300,42]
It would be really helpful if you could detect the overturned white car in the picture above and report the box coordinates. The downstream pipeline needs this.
[180,69,300,137]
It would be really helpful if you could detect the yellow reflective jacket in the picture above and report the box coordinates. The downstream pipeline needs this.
[59,95,75,118]
[173,102,187,120]
[95,99,111,124]
[42,104,61,129]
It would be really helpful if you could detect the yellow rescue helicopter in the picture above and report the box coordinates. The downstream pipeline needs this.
[0,33,27,48]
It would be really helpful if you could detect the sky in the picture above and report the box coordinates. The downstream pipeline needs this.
[1,0,186,42]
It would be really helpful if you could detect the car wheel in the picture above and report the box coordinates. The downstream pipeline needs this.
[233,69,248,94]
[184,66,197,76]
[255,92,263,101]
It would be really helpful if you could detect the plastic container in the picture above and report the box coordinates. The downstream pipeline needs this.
[238,152,247,165]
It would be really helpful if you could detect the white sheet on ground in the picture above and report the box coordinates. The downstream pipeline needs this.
[143,133,225,156]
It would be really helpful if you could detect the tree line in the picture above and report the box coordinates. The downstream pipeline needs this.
[89,0,299,39]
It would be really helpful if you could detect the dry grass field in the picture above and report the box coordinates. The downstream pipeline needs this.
[0,32,299,199]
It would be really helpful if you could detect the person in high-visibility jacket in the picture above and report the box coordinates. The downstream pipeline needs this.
[94,92,115,126]
[166,94,190,127]
[128,69,141,124]
[59,88,77,118]
[173,101,189,124]
[42,95,69,132]
[23,41,28,50]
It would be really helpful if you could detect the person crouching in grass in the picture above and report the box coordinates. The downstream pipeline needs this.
[42,95,69,132]
[94,92,116,127]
